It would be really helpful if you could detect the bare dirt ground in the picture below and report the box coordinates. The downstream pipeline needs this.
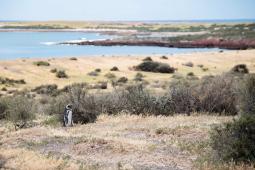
[0,114,232,170]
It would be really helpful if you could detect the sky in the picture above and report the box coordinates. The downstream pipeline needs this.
[0,0,255,21]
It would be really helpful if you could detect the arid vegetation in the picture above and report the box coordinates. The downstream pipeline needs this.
[0,49,255,169]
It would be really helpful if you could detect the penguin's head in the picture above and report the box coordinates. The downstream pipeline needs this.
[66,104,73,110]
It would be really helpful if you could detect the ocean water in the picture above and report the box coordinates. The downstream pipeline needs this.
[0,31,219,60]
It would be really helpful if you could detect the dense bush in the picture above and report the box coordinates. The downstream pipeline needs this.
[110,66,119,71]
[238,74,255,115]
[56,70,68,78]
[68,84,100,124]
[32,84,58,96]
[135,61,175,74]
[45,84,99,124]
[197,74,237,115]
[5,96,35,129]
[0,98,8,119]
[230,64,249,74]
[211,115,255,163]
[167,79,198,115]
[166,74,238,115]
[33,61,50,66]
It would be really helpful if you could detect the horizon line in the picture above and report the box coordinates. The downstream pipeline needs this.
[1,18,255,23]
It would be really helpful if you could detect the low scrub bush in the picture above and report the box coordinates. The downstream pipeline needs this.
[143,56,153,61]
[32,84,58,96]
[56,70,68,78]
[104,73,116,79]
[110,66,119,71]
[160,56,168,60]
[95,68,101,73]
[135,61,175,74]
[90,82,108,90]
[183,62,194,67]
[33,61,50,66]
[202,68,209,72]
[211,115,255,163]
[230,64,249,74]
[0,77,26,85]
[88,71,99,77]
[117,77,128,84]
[50,68,57,73]
[69,57,77,61]
[134,72,144,82]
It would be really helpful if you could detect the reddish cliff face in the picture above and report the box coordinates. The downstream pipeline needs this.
[61,38,255,50]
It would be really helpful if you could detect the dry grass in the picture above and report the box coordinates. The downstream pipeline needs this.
[0,50,255,91]
[0,114,235,170]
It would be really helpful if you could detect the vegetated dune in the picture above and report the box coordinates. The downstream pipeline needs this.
[0,114,232,170]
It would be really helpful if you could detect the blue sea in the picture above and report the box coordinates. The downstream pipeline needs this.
[0,31,219,60]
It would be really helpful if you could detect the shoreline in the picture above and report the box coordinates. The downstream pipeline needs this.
[61,39,255,50]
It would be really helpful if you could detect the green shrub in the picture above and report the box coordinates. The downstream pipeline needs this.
[33,61,50,66]
[110,66,119,71]
[238,74,255,115]
[211,115,255,163]
[135,61,175,74]
[56,70,68,78]
[6,96,35,129]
